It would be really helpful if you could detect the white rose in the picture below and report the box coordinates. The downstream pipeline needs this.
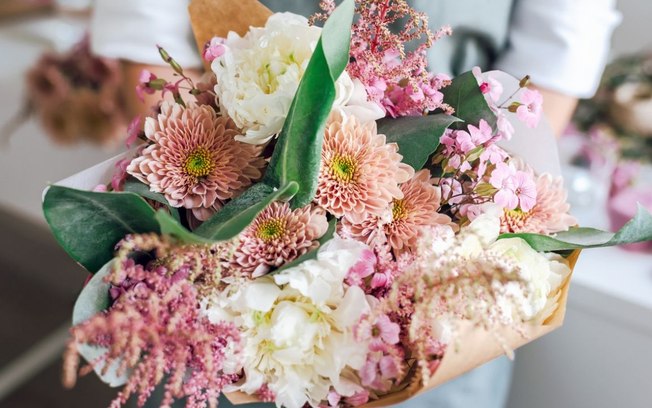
[212,12,382,145]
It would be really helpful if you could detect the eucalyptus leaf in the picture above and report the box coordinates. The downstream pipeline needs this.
[155,210,212,245]
[441,71,497,129]
[499,205,652,252]
[377,114,461,170]
[194,182,299,241]
[264,0,355,208]
[43,186,160,273]
[72,261,129,387]
[272,217,337,274]
[123,178,181,222]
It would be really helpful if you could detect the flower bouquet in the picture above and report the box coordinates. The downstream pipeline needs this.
[42,1,652,407]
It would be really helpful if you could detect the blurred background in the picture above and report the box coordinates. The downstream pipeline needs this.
[0,0,650,407]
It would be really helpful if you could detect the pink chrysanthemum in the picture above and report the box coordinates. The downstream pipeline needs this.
[315,110,413,223]
[231,202,329,277]
[127,102,264,220]
[343,170,452,253]
[501,173,577,234]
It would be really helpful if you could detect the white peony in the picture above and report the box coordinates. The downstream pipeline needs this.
[211,12,383,145]
[202,237,373,408]
[488,237,571,321]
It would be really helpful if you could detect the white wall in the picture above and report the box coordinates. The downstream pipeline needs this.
[611,0,652,57]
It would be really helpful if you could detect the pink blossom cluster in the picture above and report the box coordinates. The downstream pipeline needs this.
[64,235,241,408]
[356,314,405,392]
[341,0,454,117]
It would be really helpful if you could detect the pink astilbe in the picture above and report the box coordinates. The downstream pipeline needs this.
[231,202,329,277]
[343,0,453,117]
[315,110,413,223]
[63,245,241,408]
[127,102,264,220]
[373,225,533,382]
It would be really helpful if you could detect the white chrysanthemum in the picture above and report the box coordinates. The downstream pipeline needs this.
[202,237,373,408]
[211,12,383,144]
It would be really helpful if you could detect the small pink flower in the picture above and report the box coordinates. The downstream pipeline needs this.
[125,116,141,148]
[345,390,370,406]
[512,171,537,212]
[490,163,537,211]
[516,89,543,128]
[371,314,400,345]
[202,38,226,63]
[93,184,108,192]
[136,69,156,102]
[473,66,504,103]
[496,111,515,141]
[112,158,130,192]
[359,342,404,392]
[347,248,377,286]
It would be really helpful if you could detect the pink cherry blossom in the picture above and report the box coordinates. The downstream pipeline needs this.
[516,89,543,128]
[135,69,156,102]
[125,116,141,148]
[202,37,226,63]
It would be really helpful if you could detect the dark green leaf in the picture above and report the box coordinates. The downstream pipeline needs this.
[264,0,355,208]
[43,186,160,273]
[499,205,652,251]
[194,182,299,241]
[155,210,212,245]
[273,217,337,274]
[377,114,461,170]
[123,178,181,222]
[441,71,497,129]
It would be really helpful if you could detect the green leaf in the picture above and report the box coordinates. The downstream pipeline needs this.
[499,205,652,251]
[71,260,129,387]
[72,260,113,325]
[123,178,181,222]
[273,217,337,274]
[264,0,355,209]
[194,182,299,241]
[43,186,160,273]
[155,210,212,245]
[441,71,497,129]
[377,114,461,170]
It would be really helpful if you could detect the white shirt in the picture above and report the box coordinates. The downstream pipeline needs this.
[91,0,621,98]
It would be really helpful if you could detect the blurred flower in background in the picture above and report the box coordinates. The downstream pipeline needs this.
[3,34,127,146]
[561,52,652,252]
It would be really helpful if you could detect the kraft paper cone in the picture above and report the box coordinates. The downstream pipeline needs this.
[188,0,272,70]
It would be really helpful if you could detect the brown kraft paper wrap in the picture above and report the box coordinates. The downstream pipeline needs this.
[186,1,581,406]
[188,0,272,71]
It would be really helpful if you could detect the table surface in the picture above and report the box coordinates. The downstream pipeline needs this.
[1,15,650,321]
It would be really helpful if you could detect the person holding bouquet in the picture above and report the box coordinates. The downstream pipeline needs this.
[86,0,620,407]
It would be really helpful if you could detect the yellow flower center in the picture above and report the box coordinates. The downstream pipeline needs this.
[184,147,214,178]
[392,199,408,221]
[330,155,358,183]
[256,218,287,242]
[504,208,531,222]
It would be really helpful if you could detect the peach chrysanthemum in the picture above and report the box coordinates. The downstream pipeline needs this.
[231,202,329,277]
[501,173,577,234]
[343,170,452,253]
[127,102,264,220]
[315,110,413,223]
